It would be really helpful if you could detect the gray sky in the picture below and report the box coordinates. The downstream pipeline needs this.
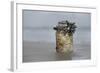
[23,10,91,29]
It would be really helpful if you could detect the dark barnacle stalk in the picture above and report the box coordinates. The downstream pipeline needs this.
[53,20,77,36]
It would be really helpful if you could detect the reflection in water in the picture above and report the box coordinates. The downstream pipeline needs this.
[23,41,91,63]
[23,40,90,63]
[23,41,74,63]
[55,52,72,60]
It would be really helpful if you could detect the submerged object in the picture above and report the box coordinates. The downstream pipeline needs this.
[53,20,77,54]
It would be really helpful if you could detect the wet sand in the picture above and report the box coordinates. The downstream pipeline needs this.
[23,41,91,63]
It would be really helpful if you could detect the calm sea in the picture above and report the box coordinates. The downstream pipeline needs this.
[23,27,91,45]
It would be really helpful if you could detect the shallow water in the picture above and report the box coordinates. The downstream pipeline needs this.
[23,40,90,62]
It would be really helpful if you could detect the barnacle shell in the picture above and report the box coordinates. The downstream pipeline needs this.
[54,20,76,54]
[56,31,73,54]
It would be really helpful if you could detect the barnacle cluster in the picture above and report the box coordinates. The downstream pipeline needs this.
[53,20,77,36]
[53,20,77,54]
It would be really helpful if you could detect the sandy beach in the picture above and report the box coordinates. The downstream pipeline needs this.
[23,41,91,63]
